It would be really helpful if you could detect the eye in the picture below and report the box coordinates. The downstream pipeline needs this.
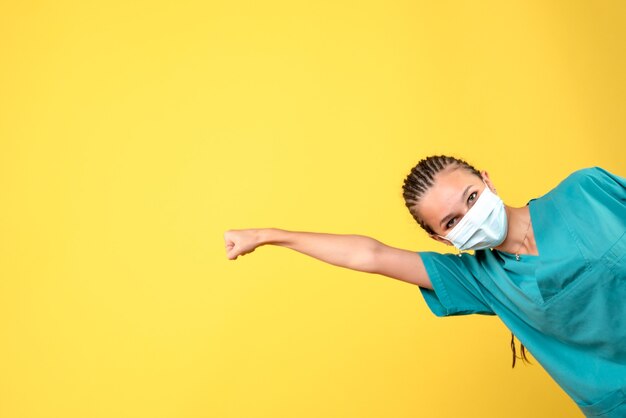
[446,217,457,229]
[468,191,478,204]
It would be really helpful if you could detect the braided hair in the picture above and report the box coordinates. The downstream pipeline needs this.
[402,155,531,368]
[402,155,481,234]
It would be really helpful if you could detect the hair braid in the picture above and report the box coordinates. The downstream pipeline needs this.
[511,333,532,368]
[402,155,480,234]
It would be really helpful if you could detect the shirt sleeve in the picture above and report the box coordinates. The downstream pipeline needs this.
[418,251,495,317]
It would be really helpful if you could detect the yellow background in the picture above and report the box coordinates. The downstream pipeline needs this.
[1,1,625,417]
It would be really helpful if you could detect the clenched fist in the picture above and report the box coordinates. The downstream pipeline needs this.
[224,229,262,260]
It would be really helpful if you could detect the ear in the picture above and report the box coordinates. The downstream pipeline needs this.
[480,170,497,194]
[429,233,453,246]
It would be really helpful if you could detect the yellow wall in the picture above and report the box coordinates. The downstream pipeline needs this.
[1,1,625,417]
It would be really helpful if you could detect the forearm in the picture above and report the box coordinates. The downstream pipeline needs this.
[225,227,431,288]
[257,228,381,272]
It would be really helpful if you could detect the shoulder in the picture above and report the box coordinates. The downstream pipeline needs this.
[545,166,624,200]
[528,166,625,231]
[558,166,608,187]
[540,166,626,231]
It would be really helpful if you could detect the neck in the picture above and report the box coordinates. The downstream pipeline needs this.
[493,205,537,256]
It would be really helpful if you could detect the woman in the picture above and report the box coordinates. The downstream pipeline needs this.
[224,155,626,417]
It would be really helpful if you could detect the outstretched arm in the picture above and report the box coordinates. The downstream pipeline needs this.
[224,228,432,289]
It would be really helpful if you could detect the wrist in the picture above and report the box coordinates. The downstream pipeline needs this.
[256,228,284,246]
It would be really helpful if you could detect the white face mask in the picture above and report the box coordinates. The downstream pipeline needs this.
[438,185,508,251]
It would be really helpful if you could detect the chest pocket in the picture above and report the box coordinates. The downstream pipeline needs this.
[535,231,626,312]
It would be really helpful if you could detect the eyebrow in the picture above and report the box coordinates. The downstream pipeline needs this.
[439,185,473,229]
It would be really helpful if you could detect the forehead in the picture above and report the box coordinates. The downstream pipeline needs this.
[415,167,483,225]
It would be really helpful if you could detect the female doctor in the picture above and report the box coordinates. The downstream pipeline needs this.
[224,155,626,417]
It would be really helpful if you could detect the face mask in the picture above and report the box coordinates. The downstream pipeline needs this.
[438,184,508,251]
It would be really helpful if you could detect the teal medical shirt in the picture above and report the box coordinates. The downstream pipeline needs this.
[418,167,626,417]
